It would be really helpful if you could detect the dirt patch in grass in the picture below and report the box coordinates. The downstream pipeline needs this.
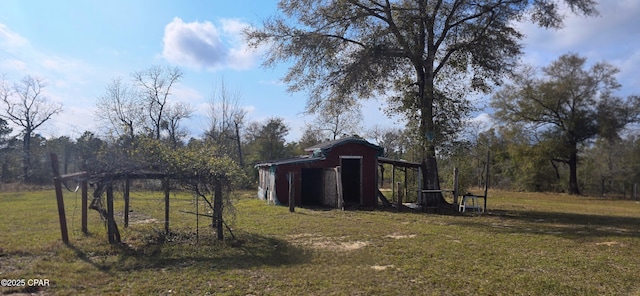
[115,210,160,225]
[371,264,395,271]
[336,241,369,250]
[287,233,369,251]
[129,218,160,225]
[595,241,622,246]
[0,254,37,274]
[384,233,417,239]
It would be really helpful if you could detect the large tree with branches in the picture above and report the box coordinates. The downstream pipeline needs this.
[0,75,62,182]
[492,53,640,195]
[96,77,144,140]
[247,0,598,206]
[132,65,183,140]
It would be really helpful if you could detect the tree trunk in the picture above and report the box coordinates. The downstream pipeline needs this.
[418,62,448,207]
[568,146,581,195]
[22,131,31,182]
[234,122,244,167]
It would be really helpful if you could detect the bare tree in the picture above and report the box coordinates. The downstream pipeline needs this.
[132,65,183,140]
[95,77,145,139]
[206,80,247,167]
[0,75,62,181]
[163,101,194,148]
[312,98,362,140]
[298,124,324,148]
[368,125,405,159]
[231,110,246,167]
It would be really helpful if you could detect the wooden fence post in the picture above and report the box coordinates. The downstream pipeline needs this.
[484,149,490,211]
[214,179,223,240]
[453,167,459,205]
[288,172,295,213]
[417,167,423,205]
[164,178,170,235]
[106,183,116,243]
[403,167,408,203]
[50,153,69,244]
[124,178,130,228]
[196,192,199,243]
[81,180,88,235]
[391,166,396,201]
[396,182,403,212]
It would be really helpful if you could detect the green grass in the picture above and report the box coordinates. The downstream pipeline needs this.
[1,189,640,295]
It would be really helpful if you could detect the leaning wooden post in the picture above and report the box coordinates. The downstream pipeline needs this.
[50,153,69,244]
[106,183,116,243]
[396,182,403,212]
[164,178,170,235]
[214,179,223,240]
[288,172,295,212]
[124,178,130,228]
[81,180,88,235]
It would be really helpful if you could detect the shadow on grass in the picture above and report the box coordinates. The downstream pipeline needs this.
[66,243,115,274]
[454,209,640,240]
[109,230,311,272]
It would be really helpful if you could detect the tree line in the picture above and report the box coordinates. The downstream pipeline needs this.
[2,0,639,198]
[0,52,639,197]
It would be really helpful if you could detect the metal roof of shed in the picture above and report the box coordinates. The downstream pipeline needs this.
[255,155,324,167]
[378,157,422,168]
[304,137,384,156]
[255,137,384,167]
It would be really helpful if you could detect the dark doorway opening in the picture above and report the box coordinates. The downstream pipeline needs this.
[341,158,361,205]
[301,168,324,206]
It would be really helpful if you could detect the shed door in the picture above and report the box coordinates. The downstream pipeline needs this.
[341,157,362,205]
[301,168,324,206]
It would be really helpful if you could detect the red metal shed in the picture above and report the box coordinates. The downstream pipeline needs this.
[256,137,384,208]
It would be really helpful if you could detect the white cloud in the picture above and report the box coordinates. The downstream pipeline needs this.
[0,23,28,48]
[470,113,493,130]
[259,79,285,86]
[242,104,256,115]
[40,105,98,139]
[0,23,31,76]
[518,1,640,53]
[0,23,107,139]
[162,17,259,71]
[514,1,640,96]
[172,84,204,103]
[0,23,95,87]
[515,2,637,62]
[0,58,26,72]
[616,49,640,94]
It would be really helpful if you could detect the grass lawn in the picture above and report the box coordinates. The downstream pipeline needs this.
[1,188,639,295]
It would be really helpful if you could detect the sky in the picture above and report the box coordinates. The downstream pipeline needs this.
[0,0,639,143]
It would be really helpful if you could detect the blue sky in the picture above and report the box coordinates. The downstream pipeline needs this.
[1,1,639,142]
